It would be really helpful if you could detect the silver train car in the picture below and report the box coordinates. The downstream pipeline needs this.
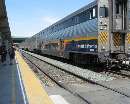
[20,0,130,68]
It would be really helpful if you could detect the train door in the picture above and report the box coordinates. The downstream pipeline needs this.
[59,39,64,56]
[111,0,127,53]
[126,1,130,54]
[98,0,109,54]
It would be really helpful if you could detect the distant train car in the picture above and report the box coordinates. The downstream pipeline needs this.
[20,0,130,68]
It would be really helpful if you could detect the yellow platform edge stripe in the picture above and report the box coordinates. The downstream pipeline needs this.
[15,51,54,104]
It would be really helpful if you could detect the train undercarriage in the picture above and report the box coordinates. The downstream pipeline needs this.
[69,51,130,69]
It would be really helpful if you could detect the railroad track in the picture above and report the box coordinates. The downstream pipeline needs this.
[104,69,130,79]
[21,50,130,103]
[22,51,91,104]
[33,51,130,79]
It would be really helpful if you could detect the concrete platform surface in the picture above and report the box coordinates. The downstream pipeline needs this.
[0,59,26,104]
[0,51,54,104]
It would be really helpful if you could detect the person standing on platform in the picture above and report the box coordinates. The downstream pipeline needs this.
[0,43,7,64]
[8,46,15,65]
[0,45,2,63]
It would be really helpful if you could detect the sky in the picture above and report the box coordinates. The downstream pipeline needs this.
[5,0,92,38]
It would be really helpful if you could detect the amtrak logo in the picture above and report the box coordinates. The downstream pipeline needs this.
[77,44,97,49]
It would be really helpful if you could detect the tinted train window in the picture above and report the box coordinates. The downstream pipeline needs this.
[89,10,93,19]
[77,7,97,23]
[116,3,120,14]
[99,7,108,18]
[78,11,87,23]
[47,6,98,33]
[128,10,130,19]
[89,7,97,19]
[93,8,96,17]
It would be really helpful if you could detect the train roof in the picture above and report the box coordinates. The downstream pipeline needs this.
[35,0,97,36]
[51,0,97,27]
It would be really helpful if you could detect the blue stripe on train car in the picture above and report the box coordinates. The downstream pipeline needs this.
[65,39,98,52]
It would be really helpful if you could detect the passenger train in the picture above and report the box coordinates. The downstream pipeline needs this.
[20,0,130,68]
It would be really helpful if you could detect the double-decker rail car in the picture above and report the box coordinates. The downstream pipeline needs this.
[20,0,130,68]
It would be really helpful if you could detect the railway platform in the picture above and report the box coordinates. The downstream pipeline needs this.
[1,50,130,104]
[0,51,53,104]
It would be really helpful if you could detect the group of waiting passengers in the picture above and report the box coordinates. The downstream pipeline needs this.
[0,42,15,65]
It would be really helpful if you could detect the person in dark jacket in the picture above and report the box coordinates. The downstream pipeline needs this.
[0,45,2,63]
[0,44,7,63]
[8,46,15,65]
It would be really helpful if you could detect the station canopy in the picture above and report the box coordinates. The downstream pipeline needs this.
[0,0,11,41]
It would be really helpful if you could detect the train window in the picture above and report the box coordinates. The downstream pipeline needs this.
[128,10,130,19]
[93,8,96,17]
[75,16,79,24]
[99,7,108,18]
[116,3,120,14]
[89,12,92,19]
[86,11,90,20]
[78,11,88,23]
[42,31,44,35]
